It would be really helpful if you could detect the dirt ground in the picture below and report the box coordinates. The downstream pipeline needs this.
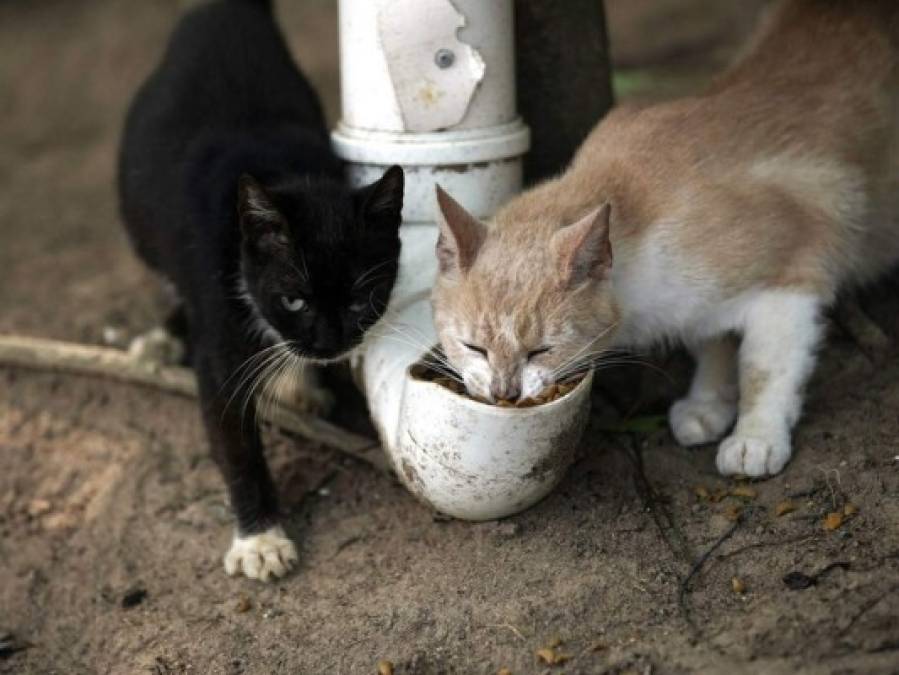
[1,1,898,673]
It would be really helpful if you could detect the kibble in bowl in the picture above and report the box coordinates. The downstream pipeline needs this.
[409,358,583,409]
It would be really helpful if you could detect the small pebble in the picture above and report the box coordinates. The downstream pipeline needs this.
[26,499,51,518]
[494,521,521,538]
[121,587,148,608]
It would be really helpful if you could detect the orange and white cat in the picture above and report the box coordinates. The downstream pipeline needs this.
[431,0,899,477]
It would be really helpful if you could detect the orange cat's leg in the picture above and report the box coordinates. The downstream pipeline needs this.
[717,291,823,477]
[669,334,739,446]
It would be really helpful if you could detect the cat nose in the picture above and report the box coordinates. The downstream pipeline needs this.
[490,381,520,401]
[311,320,340,352]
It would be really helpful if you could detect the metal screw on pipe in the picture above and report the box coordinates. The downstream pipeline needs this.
[434,48,455,69]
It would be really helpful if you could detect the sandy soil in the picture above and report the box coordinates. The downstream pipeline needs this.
[1,1,898,673]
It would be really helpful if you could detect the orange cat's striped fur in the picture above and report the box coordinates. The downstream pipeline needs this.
[432,0,899,477]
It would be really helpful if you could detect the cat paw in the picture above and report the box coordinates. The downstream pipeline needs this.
[127,326,185,366]
[223,525,298,582]
[716,431,791,477]
[669,397,736,446]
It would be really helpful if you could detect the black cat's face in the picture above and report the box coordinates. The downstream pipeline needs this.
[238,166,404,362]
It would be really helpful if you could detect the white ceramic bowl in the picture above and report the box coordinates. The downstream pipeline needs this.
[389,367,593,520]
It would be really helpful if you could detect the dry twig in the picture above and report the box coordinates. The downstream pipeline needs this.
[0,334,389,473]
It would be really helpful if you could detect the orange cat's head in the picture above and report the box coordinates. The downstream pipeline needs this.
[431,186,619,402]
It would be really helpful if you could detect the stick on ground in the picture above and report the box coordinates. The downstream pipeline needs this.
[0,334,389,473]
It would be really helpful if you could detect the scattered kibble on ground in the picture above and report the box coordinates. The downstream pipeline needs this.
[376,659,394,675]
[731,576,746,594]
[724,504,742,521]
[411,361,581,407]
[731,485,757,499]
[823,512,843,530]
[774,499,796,517]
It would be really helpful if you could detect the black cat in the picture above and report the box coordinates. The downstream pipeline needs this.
[118,0,403,581]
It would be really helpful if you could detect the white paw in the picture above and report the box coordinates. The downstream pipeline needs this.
[716,430,791,477]
[127,326,185,366]
[669,397,736,446]
[223,525,298,582]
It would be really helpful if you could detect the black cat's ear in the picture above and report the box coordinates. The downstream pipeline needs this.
[238,174,288,250]
[552,203,613,288]
[361,165,404,228]
[434,184,486,276]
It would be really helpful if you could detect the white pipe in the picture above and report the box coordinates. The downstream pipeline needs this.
[334,0,593,520]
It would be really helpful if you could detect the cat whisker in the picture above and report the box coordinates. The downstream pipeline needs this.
[548,323,621,380]
[242,348,293,431]
[222,345,290,418]
[553,353,673,384]
[221,342,290,393]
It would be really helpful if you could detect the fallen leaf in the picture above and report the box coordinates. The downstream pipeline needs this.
[694,486,710,500]
[823,512,843,531]
[710,488,729,503]
[547,636,563,649]
[497,669,512,675]
[731,576,746,594]
[377,659,394,675]
[774,500,796,517]
[588,640,608,652]
[724,504,742,521]
[235,596,252,613]
[535,647,570,665]
[535,648,556,665]
[731,486,757,499]
[843,503,858,517]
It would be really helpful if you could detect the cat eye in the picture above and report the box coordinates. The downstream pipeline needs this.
[527,346,552,360]
[462,342,488,357]
[280,295,308,313]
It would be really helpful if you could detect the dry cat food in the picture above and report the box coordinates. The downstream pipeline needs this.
[410,359,582,407]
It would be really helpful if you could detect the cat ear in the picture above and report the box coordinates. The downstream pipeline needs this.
[238,174,288,250]
[552,203,613,287]
[362,165,404,228]
[434,184,486,276]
